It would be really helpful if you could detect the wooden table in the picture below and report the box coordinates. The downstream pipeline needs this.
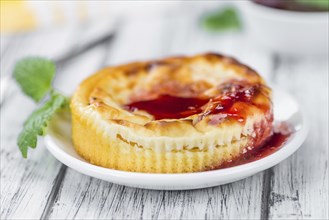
[1,13,328,220]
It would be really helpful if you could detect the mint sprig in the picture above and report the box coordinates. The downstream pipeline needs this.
[13,57,69,158]
[201,7,241,33]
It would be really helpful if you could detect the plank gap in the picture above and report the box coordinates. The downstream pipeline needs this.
[260,168,274,220]
[40,165,67,219]
[55,34,115,67]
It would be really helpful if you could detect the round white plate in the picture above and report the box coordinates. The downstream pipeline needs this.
[45,87,308,190]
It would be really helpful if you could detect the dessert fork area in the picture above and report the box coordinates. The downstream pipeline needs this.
[1,10,328,220]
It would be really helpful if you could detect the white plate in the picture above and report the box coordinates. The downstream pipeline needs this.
[45,87,308,190]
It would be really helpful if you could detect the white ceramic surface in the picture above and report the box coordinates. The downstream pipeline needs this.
[45,87,308,190]
[236,1,329,55]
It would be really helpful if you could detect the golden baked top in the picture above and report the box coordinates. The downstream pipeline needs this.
[71,53,272,151]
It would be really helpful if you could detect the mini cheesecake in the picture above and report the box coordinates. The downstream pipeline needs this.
[71,53,273,173]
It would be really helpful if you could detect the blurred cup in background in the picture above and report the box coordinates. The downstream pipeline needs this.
[236,1,329,56]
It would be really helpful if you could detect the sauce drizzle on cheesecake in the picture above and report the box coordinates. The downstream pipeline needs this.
[125,95,208,120]
[124,81,263,121]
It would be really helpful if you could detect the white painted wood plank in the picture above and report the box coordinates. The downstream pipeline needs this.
[48,16,274,220]
[0,26,110,219]
[48,171,265,220]
[105,18,171,65]
[54,44,111,95]
[269,56,329,219]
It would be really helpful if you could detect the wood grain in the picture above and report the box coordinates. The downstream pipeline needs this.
[48,172,265,219]
[269,56,329,219]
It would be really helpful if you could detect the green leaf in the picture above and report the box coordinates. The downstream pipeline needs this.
[13,57,56,102]
[201,7,241,32]
[17,92,68,158]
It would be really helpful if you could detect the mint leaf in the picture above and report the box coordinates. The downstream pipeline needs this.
[14,57,55,102]
[201,7,241,32]
[17,92,68,158]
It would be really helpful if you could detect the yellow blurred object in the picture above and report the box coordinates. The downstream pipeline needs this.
[0,1,179,33]
[0,0,37,32]
[0,0,90,33]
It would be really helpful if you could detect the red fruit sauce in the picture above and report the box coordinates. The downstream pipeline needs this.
[216,128,292,169]
[124,82,260,121]
[125,95,208,120]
